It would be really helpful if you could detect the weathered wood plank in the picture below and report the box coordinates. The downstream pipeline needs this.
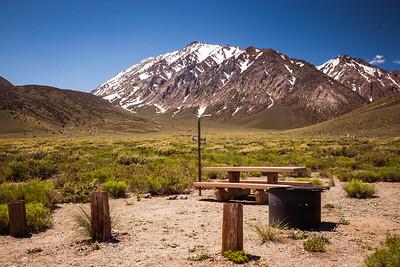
[193,182,292,190]
[241,180,313,186]
[221,203,243,254]
[203,166,306,173]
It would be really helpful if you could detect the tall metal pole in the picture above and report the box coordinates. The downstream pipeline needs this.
[198,117,202,196]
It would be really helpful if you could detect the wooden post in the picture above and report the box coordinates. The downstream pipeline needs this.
[8,200,27,237]
[221,203,243,254]
[198,117,202,196]
[91,192,111,242]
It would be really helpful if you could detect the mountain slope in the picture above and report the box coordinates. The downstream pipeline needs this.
[0,79,159,134]
[0,76,13,89]
[293,92,400,136]
[318,55,400,102]
[93,42,366,127]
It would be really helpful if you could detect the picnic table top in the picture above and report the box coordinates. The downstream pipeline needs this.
[193,181,292,190]
[202,166,306,173]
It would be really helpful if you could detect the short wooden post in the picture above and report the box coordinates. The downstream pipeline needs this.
[221,203,243,254]
[91,191,112,242]
[8,200,28,237]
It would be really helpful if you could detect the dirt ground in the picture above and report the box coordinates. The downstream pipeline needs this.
[1,180,400,267]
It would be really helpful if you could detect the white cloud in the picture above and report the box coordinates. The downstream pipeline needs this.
[369,55,385,65]
[394,59,400,64]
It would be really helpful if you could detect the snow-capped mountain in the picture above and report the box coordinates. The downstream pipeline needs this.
[93,42,367,123]
[318,55,400,102]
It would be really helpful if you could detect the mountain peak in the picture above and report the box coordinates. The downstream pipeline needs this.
[318,55,400,102]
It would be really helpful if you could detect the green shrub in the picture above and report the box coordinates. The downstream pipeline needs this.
[365,234,400,267]
[0,179,56,207]
[102,180,128,198]
[288,230,309,240]
[303,235,329,252]
[338,217,350,225]
[26,203,52,233]
[343,179,376,199]
[377,167,400,182]
[81,169,110,183]
[6,160,57,181]
[250,220,285,243]
[365,151,391,167]
[72,207,91,237]
[0,204,8,234]
[27,247,43,254]
[155,145,175,156]
[187,252,211,261]
[223,250,249,264]
[0,203,51,234]
[61,180,98,203]
[117,153,147,165]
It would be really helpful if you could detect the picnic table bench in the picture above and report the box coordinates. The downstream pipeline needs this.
[193,166,308,203]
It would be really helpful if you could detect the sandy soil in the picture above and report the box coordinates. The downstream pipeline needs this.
[1,180,400,267]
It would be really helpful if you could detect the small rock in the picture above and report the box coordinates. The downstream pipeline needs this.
[144,193,152,199]
[166,195,177,200]
[178,195,188,200]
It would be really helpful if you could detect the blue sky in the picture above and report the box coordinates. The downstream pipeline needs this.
[1,0,399,92]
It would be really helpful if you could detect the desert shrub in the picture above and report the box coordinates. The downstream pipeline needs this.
[0,204,8,234]
[102,180,128,198]
[155,145,175,156]
[377,167,400,182]
[187,252,211,261]
[61,180,98,203]
[223,250,249,264]
[147,173,192,195]
[0,179,56,207]
[117,153,147,165]
[338,217,350,225]
[26,203,52,233]
[28,150,47,160]
[72,207,91,237]
[303,235,329,252]
[288,229,309,240]
[365,234,400,267]
[338,170,380,183]
[250,220,285,243]
[364,151,391,167]
[6,160,57,181]
[27,247,43,254]
[0,203,51,234]
[354,170,381,183]
[81,169,110,183]
[72,207,119,239]
[343,179,376,199]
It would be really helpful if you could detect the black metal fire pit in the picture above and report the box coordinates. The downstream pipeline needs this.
[268,186,322,230]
